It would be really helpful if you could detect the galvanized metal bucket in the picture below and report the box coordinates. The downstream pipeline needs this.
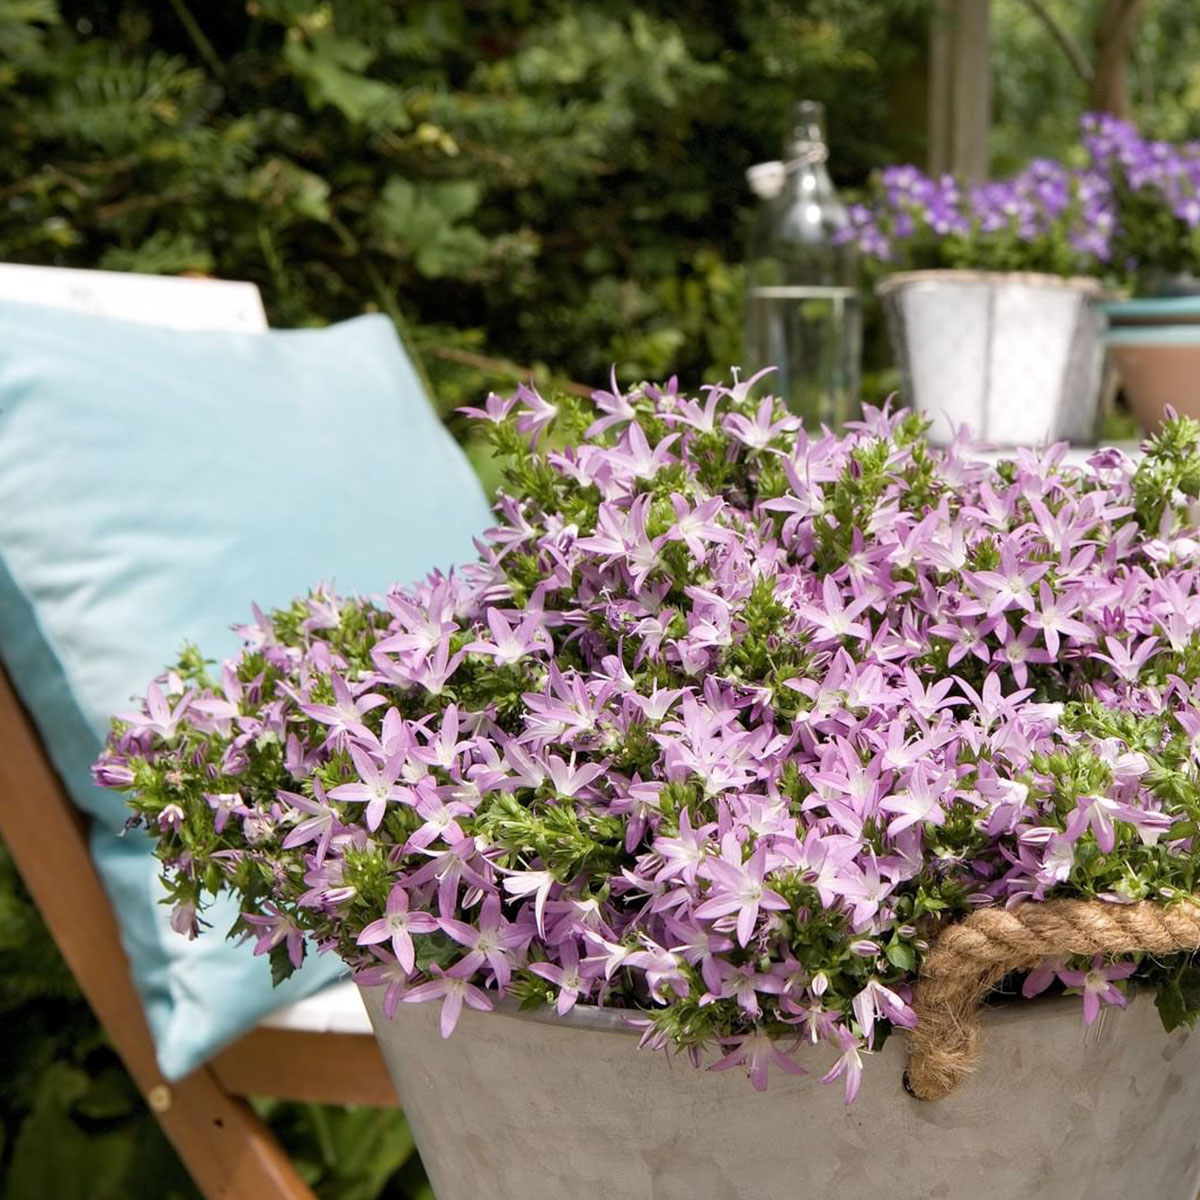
[360,985,1200,1200]
[877,270,1107,446]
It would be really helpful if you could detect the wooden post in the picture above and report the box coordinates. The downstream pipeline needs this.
[1091,0,1148,118]
[928,0,992,183]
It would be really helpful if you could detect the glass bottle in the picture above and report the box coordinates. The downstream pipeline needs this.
[745,100,862,428]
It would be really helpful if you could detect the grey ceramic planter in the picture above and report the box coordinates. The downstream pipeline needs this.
[359,984,1200,1200]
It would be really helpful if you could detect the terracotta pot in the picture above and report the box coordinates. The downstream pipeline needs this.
[360,984,1200,1200]
[875,270,1105,447]
[1105,328,1200,433]
[1100,297,1200,432]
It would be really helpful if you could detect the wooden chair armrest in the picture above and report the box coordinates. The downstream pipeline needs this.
[211,1029,398,1108]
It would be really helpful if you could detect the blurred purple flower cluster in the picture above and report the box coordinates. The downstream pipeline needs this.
[843,113,1200,281]
[841,152,1114,276]
[1083,112,1200,229]
[98,378,1200,1096]
[1082,112,1200,282]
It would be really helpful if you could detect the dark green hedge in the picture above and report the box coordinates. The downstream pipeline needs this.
[0,0,927,436]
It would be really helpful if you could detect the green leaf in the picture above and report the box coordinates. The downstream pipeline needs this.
[75,1066,141,1121]
[1156,964,1200,1033]
[283,34,409,129]
[244,157,331,224]
[3,1063,123,1200]
[373,178,488,278]
[268,940,300,987]
[885,939,916,972]
[31,48,208,154]
[0,0,59,70]
[323,1107,417,1200]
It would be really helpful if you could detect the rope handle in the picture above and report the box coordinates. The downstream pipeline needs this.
[904,898,1200,1101]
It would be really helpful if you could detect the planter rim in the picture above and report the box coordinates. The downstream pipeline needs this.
[1103,295,1200,321]
[875,269,1106,299]
[361,978,1198,1200]
[360,981,1097,1041]
[1106,326,1200,347]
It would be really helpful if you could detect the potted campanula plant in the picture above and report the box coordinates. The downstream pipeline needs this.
[1085,114,1200,433]
[841,142,1114,447]
[98,378,1200,1200]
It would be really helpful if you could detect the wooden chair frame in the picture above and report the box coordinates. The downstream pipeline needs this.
[0,662,398,1200]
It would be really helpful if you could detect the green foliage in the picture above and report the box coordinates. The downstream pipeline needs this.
[1156,958,1200,1033]
[252,1101,434,1200]
[1130,411,1200,531]
[0,840,428,1197]
[1110,178,1200,290]
[990,0,1200,174]
[0,842,198,1198]
[2,1062,195,1200]
[0,0,924,439]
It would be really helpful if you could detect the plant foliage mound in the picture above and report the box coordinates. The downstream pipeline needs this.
[842,111,1200,286]
[1082,112,1200,287]
[98,380,1200,1097]
[840,116,1116,277]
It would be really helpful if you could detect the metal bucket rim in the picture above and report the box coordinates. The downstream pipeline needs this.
[875,269,1106,300]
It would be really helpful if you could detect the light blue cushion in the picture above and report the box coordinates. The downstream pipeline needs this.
[0,300,491,1079]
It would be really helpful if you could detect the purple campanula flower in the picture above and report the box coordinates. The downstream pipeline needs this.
[402,961,494,1038]
[326,743,412,831]
[1059,955,1136,1025]
[357,884,440,973]
[710,1029,805,1093]
[242,903,305,969]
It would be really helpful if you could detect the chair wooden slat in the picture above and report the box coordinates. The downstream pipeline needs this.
[0,267,401,1197]
[0,661,398,1197]
[211,1029,399,1108]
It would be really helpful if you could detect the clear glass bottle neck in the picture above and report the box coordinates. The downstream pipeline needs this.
[782,145,838,209]
[787,102,828,164]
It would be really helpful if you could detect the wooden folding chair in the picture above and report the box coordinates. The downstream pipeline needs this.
[0,267,398,1200]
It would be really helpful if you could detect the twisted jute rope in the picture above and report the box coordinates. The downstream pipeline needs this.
[905,898,1200,1101]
